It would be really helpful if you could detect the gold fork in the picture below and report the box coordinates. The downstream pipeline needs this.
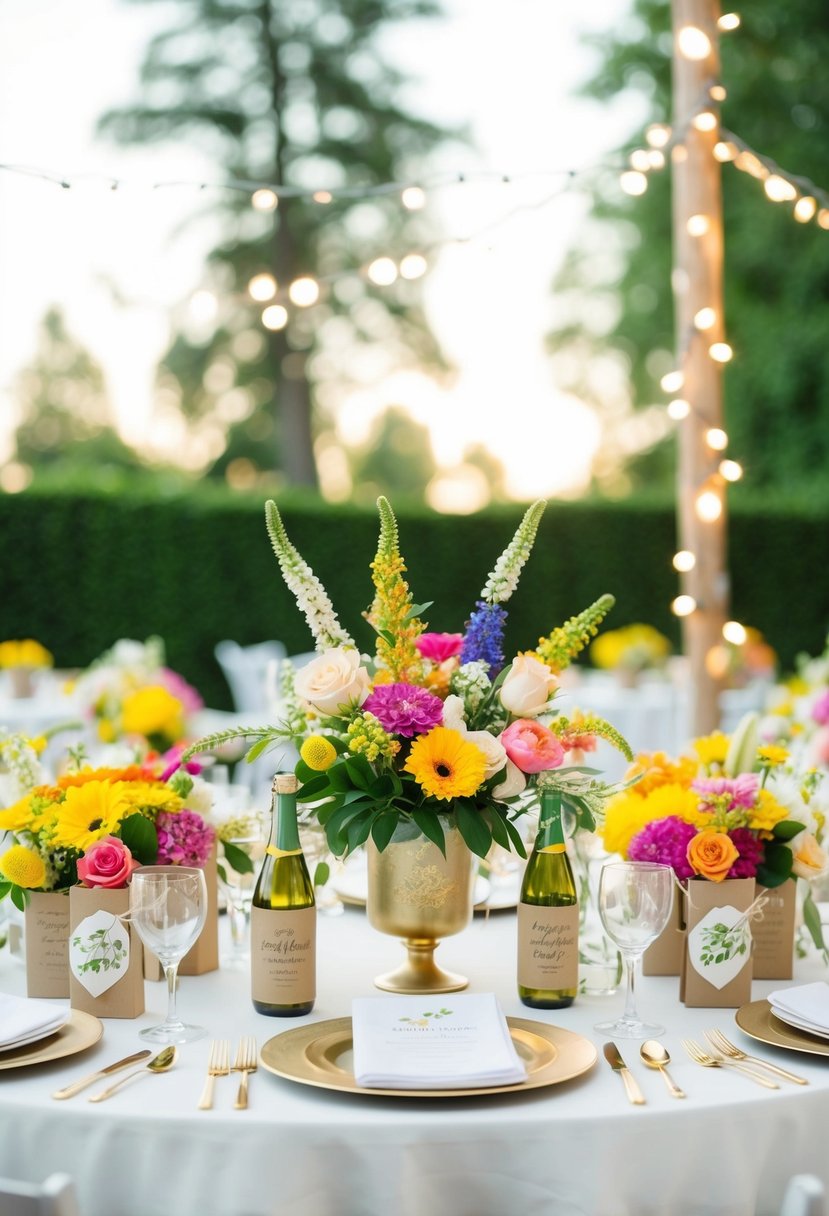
[197,1040,230,1110]
[681,1038,779,1089]
[232,1036,258,1110]
[704,1028,808,1086]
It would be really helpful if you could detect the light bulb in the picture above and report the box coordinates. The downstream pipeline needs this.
[695,489,723,522]
[723,620,747,645]
[709,85,727,102]
[672,144,688,164]
[694,307,717,331]
[251,188,278,211]
[719,459,743,482]
[248,273,277,302]
[189,290,217,323]
[367,257,398,286]
[818,210,829,230]
[764,175,797,202]
[706,645,731,678]
[648,149,666,170]
[646,124,671,149]
[673,550,696,572]
[677,25,712,60]
[661,370,684,393]
[705,427,728,451]
[630,149,652,172]
[667,398,691,421]
[794,196,817,223]
[714,141,738,163]
[687,213,711,237]
[718,12,741,30]
[709,342,733,363]
[735,151,768,180]
[672,594,698,617]
[288,277,320,307]
[692,111,718,133]
[401,186,426,211]
[620,170,648,196]
[261,304,288,331]
[312,190,333,204]
[399,253,428,280]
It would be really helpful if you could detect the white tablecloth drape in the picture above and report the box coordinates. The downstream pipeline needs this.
[1,904,828,1216]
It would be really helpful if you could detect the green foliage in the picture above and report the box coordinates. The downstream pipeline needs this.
[549,0,829,495]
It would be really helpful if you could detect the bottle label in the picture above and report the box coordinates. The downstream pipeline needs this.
[251,905,316,1005]
[517,901,578,991]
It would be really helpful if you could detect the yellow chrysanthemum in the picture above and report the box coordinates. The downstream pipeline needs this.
[626,751,697,796]
[0,844,46,889]
[403,726,487,802]
[748,788,791,834]
[693,731,729,768]
[118,782,183,815]
[602,784,703,858]
[50,780,132,851]
[757,744,789,767]
[121,685,184,741]
[300,735,338,771]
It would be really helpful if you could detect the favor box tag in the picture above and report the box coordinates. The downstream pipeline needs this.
[680,877,754,1008]
[751,880,796,981]
[144,846,219,980]
[69,886,145,1019]
[24,890,70,999]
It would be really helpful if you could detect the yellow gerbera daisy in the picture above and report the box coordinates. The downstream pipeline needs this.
[0,844,46,889]
[403,726,487,801]
[50,781,132,851]
[0,796,35,833]
[757,744,789,767]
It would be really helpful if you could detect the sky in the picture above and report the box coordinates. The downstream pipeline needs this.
[0,0,641,506]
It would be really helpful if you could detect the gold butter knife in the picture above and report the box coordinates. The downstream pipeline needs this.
[52,1050,152,1100]
[604,1041,646,1105]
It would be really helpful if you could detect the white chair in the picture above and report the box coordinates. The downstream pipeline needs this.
[214,640,287,714]
[780,1175,826,1216]
[0,1174,80,1216]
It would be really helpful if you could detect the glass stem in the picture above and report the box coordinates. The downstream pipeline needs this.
[623,952,639,1023]
[164,962,180,1026]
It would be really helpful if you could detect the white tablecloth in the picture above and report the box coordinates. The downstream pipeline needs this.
[1,907,828,1216]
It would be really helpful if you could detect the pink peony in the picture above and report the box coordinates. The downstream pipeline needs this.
[363,683,444,738]
[500,719,565,774]
[77,836,140,889]
[415,633,464,663]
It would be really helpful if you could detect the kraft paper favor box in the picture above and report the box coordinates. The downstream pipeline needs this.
[680,876,755,1008]
[144,846,219,980]
[751,880,797,981]
[25,890,70,999]
[642,890,685,976]
[69,885,145,1019]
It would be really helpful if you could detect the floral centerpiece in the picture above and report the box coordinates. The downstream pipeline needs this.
[0,638,53,671]
[589,623,672,678]
[187,497,632,861]
[0,729,45,810]
[762,632,829,770]
[0,753,215,910]
[71,636,203,755]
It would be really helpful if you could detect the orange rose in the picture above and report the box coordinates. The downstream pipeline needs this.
[686,830,739,882]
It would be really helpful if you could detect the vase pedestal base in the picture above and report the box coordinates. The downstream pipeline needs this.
[374,938,468,994]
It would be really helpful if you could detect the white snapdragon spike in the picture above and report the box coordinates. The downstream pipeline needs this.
[265,501,354,651]
[480,499,546,605]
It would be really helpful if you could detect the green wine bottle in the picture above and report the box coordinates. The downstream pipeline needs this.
[517,790,578,1009]
[251,772,316,1016]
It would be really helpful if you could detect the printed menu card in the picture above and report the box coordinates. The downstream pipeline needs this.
[352,993,527,1089]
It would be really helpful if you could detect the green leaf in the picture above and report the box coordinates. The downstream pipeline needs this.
[802,888,828,957]
[0,881,12,900]
[222,841,255,875]
[344,758,372,790]
[756,842,794,888]
[244,735,279,763]
[772,820,806,842]
[370,814,399,853]
[454,800,492,859]
[410,808,447,856]
[483,805,510,851]
[314,861,330,888]
[404,601,433,621]
[10,885,28,912]
[346,814,373,853]
[502,815,528,859]
[118,814,158,865]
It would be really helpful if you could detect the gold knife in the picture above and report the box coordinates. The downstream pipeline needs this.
[52,1050,152,1100]
[603,1042,646,1105]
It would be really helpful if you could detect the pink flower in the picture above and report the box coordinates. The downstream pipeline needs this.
[156,811,215,868]
[363,683,444,738]
[159,668,204,716]
[692,774,759,810]
[812,690,829,726]
[500,719,565,774]
[415,633,464,663]
[77,836,140,889]
[158,742,204,782]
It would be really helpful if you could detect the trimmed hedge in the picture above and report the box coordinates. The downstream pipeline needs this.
[1,487,826,710]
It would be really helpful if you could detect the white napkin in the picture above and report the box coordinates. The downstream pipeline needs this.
[352,993,527,1090]
[0,992,70,1050]
[768,982,829,1039]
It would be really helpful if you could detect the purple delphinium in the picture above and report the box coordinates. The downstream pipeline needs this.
[627,816,698,880]
[726,826,764,878]
[156,810,215,867]
[460,601,507,673]
[692,773,759,810]
[362,683,443,738]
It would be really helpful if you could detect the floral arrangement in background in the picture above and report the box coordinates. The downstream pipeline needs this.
[602,712,828,958]
[0,729,45,809]
[706,625,777,688]
[71,636,203,754]
[589,623,672,677]
[762,631,829,770]
[188,497,632,860]
[0,639,54,670]
[0,751,215,910]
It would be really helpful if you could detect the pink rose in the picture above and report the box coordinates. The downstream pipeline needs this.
[77,836,140,889]
[500,719,565,774]
[416,633,464,663]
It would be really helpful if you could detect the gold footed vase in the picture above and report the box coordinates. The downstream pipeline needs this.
[366,819,476,994]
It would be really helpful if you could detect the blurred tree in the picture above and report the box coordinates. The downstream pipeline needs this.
[99,0,459,490]
[346,405,436,503]
[548,0,829,497]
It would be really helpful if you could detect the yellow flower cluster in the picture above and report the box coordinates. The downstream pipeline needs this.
[368,549,424,684]
[346,713,400,764]
[748,788,791,834]
[0,844,46,889]
[0,639,53,669]
[300,735,338,771]
[693,731,729,767]
[121,685,184,743]
[602,784,702,857]
[589,624,671,672]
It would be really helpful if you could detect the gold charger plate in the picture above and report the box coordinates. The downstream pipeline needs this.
[260,1016,597,1098]
[0,1010,103,1071]
[735,999,829,1058]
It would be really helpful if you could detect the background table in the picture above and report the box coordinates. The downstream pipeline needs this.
[1,906,828,1216]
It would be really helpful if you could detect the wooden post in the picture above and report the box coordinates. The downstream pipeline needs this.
[671,0,729,735]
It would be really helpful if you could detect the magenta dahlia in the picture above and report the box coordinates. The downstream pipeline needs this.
[726,827,764,878]
[362,683,443,738]
[627,816,698,879]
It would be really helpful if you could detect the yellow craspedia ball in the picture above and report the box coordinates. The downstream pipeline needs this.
[300,735,337,771]
[0,844,46,889]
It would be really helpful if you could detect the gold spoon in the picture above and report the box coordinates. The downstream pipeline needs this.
[640,1040,686,1099]
[88,1046,178,1103]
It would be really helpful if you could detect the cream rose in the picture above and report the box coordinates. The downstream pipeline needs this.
[499,655,558,716]
[790,831,829,881]
[294,648,370,716]
[465,729,508,780]
[492,758,527,800]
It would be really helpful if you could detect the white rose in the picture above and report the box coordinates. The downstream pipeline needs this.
[499,655,558,716]
[465,730,508,780]
[441,694,467,733]
[294,647,370,716]
[492,758,527,800]
[790,830,829,881]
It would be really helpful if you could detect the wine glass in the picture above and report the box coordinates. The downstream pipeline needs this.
[593,861,674,1039]
[129,866,208,1044]
[218,810,267,968]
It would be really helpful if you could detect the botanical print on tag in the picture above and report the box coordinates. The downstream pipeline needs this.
[69,909,131,997]
[687,904,751,990]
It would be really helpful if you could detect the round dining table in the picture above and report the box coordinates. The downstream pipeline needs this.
[0,900,827,1216]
